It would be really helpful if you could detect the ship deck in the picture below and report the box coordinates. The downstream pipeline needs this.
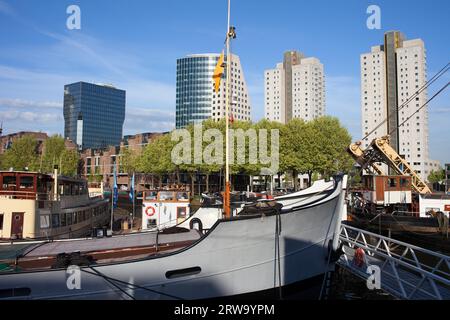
[0,229,202,271]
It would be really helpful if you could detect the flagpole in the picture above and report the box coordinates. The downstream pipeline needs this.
[132,172,135,230]
[110,181,114,233]
[224,0,231,219]
[110,163,116,233]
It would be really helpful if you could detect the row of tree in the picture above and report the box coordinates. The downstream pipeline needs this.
[121,116,354,191]
[0,116,355,192]
[0,135,80,176]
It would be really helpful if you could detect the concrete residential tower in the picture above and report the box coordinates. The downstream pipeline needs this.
[176,53,251,128]
[264,51,325,123]
[361,31,440,180]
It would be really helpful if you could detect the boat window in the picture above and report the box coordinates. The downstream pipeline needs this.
[177,192,189,200]
[165,267,201,279]
[40,215,50,229]
[364,176,373,190]
[177,207,187,219]
[19,176,34,189]
[2,176,16,190]
[67,213,73,226]
[60,213,66,227]
[400,178,409,188]
[0,214,3,230]
[145,191,157,200]
[147,219,157,229]
[63,184,71,196]
[159,191,174,201]
[387,178,397,188]
[51,214,60,228]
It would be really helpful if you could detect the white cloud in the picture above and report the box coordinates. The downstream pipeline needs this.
[0,98,61,109]
[124,107,175,134]
[430,107,450,114]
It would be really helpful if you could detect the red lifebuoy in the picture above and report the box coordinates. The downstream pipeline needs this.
[354,248,365,268]
[145,206,156,217]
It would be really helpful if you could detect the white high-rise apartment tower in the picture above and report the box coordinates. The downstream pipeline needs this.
[176,53,251,128]
[361,31,440,180]
[265,51,325,124]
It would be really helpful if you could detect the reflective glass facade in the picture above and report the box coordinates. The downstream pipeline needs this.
[176,55,219,128]
[64,82,126,150]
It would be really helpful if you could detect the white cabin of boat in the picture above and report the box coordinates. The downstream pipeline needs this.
[0,171,109,240]
[141,190,191,231]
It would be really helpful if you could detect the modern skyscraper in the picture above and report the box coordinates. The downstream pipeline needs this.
[264,51,325,123]
[176,53,251,129]
[361,31,440,179]
[64,82,126,150]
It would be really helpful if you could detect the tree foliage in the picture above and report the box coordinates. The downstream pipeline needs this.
[428,169,445,184]
[1,135,80,176]
[133,116,354,191]
[41,135,79,176]
[120,146,139,175]
[1,135,39,171]
[138,134,176,176]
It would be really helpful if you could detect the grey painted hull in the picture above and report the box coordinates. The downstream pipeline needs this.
[0,177,346,300]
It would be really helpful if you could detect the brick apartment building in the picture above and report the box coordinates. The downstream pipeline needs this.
[0,131,77,156]
[80,132,164,189]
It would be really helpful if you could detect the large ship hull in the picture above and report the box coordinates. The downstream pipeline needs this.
[0,176,346,300]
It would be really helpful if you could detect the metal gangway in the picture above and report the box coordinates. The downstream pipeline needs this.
[337,224,450,300]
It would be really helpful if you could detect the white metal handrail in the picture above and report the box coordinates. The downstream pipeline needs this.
[338,224,450,300]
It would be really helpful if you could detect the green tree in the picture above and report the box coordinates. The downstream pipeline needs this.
[120,147,139,175]
[309,116,353,179]
[60,149,80,176]
[280,118,308,191]
[138,134,175,188]
[41,135,66,173]
[88,165,103,184]
[2,135,39,171]
[280,116,353,189]
[199,119,226,192]
[428,169,445,184]
[40,135,79,176]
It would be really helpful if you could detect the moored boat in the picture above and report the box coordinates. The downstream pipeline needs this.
[0,170,110,241]
[0,175,347,300]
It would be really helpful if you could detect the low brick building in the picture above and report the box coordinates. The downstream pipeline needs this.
[0,131,49,155]
[80,132,164,189]
[0,131,77,155]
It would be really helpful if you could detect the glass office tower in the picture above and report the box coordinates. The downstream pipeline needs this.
[176,54,219,128]
[176,53,251,128]
[64,82,126,150]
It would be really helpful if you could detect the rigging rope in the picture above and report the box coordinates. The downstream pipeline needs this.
[81,267,184,300]
[361,62,450,142]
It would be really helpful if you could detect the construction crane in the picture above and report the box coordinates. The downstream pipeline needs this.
[348,135,432,194]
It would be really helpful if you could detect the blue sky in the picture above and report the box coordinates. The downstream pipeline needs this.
[0,0,448,164]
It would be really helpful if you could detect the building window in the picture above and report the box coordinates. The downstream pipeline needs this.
[0,214,3,230]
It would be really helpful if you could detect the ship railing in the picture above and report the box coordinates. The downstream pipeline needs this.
[0,190,55,201]
[390,210,425,218]
[338,224,450,300]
